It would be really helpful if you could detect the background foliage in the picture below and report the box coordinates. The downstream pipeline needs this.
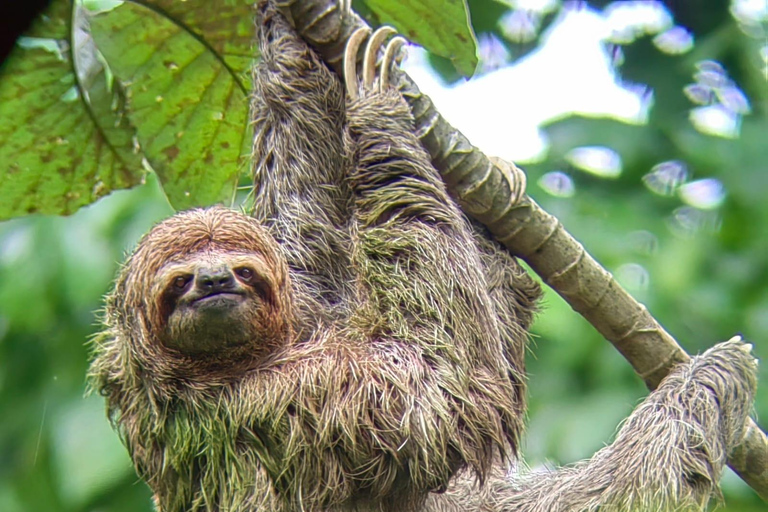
[0,0,765,510]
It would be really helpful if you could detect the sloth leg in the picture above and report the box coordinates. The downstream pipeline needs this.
[344,27,500,355]
[251,1,352,326]
[344,28,526,466]
[428,337,759,512]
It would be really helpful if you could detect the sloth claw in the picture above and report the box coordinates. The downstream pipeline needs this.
[339,0,351,18]
[363,27,397,90]
[380,36,406,93]
[344,25,406,100]
[344,27,370,102]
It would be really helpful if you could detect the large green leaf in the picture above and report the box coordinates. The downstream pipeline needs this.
[0,1,144,219]
[363,0,478,76]
[88,0,253,210]
[0,0,256,218]
[129,0,256,86]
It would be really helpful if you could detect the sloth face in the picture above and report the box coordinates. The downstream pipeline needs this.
[120,206,292,361]
[155,252,275,354]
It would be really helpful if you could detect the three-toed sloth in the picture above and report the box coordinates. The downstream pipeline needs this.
[90,2,758,511]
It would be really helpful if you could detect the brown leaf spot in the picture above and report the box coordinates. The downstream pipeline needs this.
[163,146,180,161]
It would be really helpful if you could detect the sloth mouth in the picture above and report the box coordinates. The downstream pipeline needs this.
[193,291,246,305]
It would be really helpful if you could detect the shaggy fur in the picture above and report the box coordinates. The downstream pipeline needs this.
[89,2,757,511]
[425,339,758,512]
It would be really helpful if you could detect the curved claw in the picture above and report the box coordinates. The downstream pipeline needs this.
[363,27,397,90]
[344,27,371,101]
[380,36,407,92]
[339,0,351,17]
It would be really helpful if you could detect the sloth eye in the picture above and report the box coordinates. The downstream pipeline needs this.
[235,267,270,299]
[235,267,254,281]
[173,275,192,290]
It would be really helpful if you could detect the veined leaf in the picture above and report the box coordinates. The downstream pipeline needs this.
[0,0,144,219]
[129,0,256,88]
[363,0,478,77]
[0,0,256,218]
[88,1,253,210]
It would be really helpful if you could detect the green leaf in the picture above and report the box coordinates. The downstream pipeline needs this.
[0,0,144,220]
[129,0,256,87]
[542,116,663,178]
[88,0,253,210]
[52,396,135,508]
[363,0,478,77]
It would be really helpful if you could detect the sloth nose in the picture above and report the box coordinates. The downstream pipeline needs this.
[195,267,235,292]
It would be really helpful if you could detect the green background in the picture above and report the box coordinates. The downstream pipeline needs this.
[0,0,766,510]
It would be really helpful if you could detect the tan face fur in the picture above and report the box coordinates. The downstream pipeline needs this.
[154,250,276,353]
[111,206,292,377]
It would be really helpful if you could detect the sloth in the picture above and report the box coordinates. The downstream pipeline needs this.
[89,2,758,511]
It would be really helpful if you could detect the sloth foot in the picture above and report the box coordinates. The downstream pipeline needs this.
[344,26,406,101]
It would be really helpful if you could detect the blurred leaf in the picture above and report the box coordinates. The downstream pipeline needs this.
[52,396,134,508]
[466,0,508,34]
[542,117,664,181]
[0,1,144,220]
[0,179,169,512]
[526,389,635,463]
[736,30,768,107]
[362,0,478,76]
[89,0,253,210]
[0,483,23,512]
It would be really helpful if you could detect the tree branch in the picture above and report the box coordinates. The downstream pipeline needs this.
[280,0,768,500]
